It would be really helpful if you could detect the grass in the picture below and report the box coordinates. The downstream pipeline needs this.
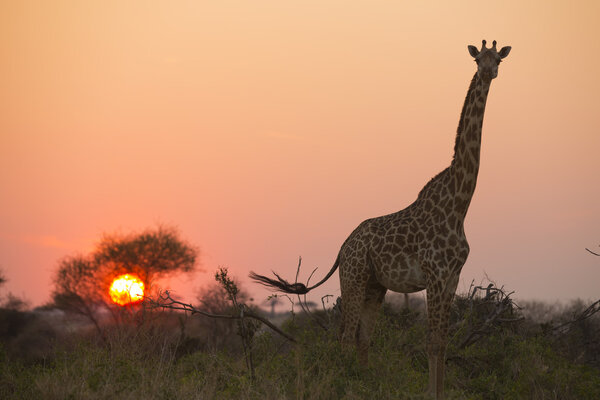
[1,295,599,399]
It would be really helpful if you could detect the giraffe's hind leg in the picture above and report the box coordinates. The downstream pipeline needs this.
[338,263,370,351]
[339,281,365,349]
[357,274,387,365]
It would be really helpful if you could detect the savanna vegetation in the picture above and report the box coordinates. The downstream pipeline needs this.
[50,226,198,338]
[1,264,599,400]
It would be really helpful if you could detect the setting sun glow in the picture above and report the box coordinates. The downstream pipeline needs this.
[109,274,145,306]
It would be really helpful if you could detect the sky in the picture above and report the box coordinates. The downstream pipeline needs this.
[1,1,599,308]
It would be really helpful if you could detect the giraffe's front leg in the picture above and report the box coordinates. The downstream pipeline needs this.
[425,274,459,400]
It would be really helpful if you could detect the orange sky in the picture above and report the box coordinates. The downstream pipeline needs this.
[1,1,599,307]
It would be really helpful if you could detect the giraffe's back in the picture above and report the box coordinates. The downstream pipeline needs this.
[337,210,427,293]
[337,202,469,294]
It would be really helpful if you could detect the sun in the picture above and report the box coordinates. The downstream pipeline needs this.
[109,274,145,306]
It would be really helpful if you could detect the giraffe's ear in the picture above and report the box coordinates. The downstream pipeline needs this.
[468,45,479,58]
[498,46,511,59]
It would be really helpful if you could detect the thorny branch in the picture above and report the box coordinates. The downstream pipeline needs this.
[148,290,296,343]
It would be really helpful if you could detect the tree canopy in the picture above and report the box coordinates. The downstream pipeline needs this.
[93,227,198,285]
[51,226,199,330]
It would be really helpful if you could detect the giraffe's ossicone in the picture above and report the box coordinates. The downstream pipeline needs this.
[250,39,511,400]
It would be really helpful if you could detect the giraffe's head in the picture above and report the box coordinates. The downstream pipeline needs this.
[468,40,511,83]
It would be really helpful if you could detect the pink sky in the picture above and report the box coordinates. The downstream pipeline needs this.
[1,1,599,308]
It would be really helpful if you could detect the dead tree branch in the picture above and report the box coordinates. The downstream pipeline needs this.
[148,291,296,343]
[585,246,600,256]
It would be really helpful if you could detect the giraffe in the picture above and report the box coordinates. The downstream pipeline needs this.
[250,40,511,399]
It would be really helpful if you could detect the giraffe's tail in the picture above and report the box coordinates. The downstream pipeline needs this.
[248,271,310,294]
[249,255,340,295]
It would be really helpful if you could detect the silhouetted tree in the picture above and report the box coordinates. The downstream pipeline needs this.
[94,226,198,288]
[51,226,199,335]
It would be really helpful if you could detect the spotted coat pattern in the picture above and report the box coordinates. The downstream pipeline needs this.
[250,40,510,400]
[337,73,487,364]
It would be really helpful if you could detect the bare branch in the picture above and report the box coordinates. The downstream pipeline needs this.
[294,256,302,284]
[148,291,297,343]
[585,247,600,256]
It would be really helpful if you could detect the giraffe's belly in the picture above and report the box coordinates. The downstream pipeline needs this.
[374,255,427,293]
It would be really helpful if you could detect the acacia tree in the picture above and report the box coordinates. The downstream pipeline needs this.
[51,226,199,334]
[94,227,197,287]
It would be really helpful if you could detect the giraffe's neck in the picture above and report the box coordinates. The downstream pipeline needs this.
[449,72,490,211]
